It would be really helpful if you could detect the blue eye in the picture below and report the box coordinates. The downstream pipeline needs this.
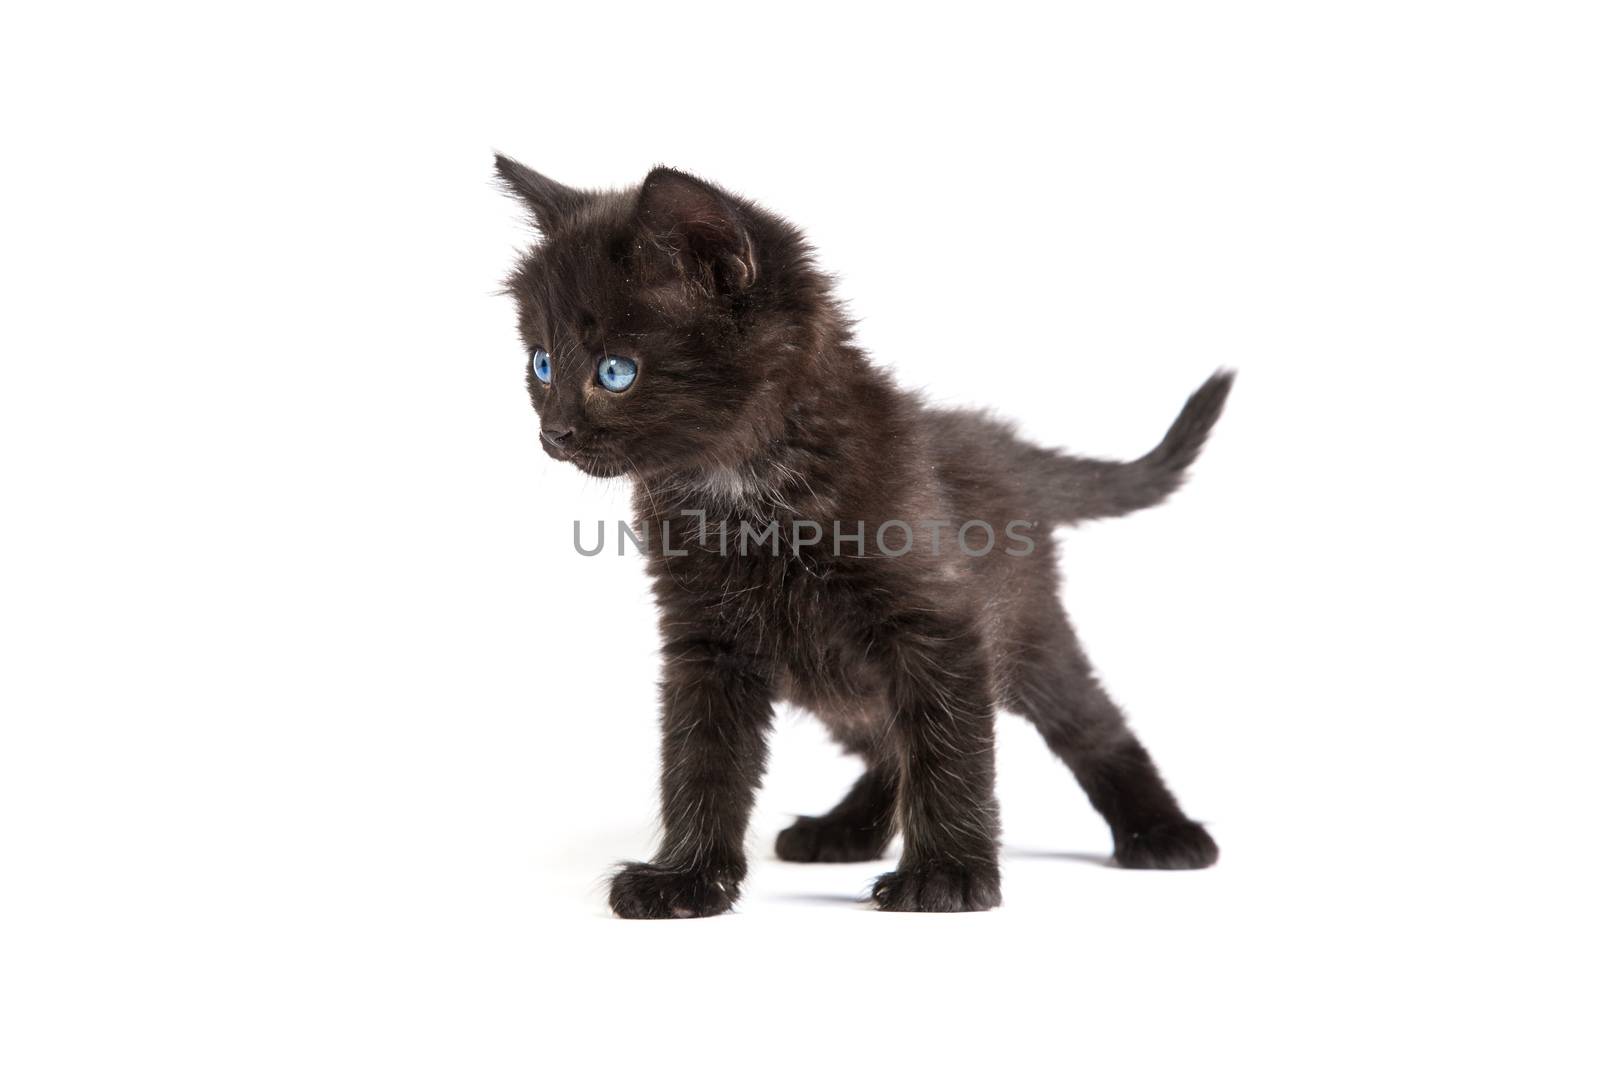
[597,355,637,392]
[532,348,552,384]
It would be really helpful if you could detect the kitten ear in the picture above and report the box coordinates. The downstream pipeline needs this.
[494,154,588,232]
[637,167,757,291]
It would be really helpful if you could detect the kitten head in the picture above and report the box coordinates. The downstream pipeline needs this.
[496,157,829,479]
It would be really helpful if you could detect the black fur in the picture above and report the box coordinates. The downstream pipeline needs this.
[496,156,1231,916]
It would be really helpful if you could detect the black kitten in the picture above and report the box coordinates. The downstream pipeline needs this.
[496,156,1231,916]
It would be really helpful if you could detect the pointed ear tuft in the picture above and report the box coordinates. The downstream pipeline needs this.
[494,154,588,232]
[637,167,757,291]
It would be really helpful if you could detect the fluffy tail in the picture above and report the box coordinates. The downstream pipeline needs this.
[1027,369,1235,526]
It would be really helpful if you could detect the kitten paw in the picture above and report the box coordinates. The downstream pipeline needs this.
[775,816,889,863]
[871,860,1001,912]
[608,862,737,919]
[1114,820,1219,870]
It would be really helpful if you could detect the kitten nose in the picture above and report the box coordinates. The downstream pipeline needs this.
[541,425,576,451]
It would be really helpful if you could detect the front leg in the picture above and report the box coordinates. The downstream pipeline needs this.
[609,635,774,919]
[872,614,1002,912]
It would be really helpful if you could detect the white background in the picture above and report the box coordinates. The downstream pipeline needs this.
[3,2,1596,1063]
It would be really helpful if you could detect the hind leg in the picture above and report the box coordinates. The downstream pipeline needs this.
[775,762,896,863]
[1005,607,1218,869]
